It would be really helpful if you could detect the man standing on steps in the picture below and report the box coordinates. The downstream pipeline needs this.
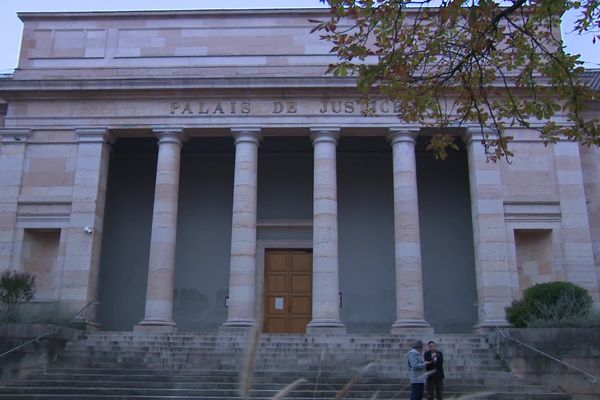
[424,340,444,400]
[407,340,433,400]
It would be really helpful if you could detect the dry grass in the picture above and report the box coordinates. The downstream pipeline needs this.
[311,348,326,399]
[272,378,308,400]
[334,362,375,400]
[239,292,264,399]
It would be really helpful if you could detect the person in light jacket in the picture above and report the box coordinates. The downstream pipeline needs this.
[406,340,432,400]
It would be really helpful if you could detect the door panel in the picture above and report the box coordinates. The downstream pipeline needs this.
[269,254,287,270]
[264,249,312,333]
[291,253,312,271]
[291,296,311,314]
[267,275,287,292]
[291,275,311,292]
[266,318,286,333]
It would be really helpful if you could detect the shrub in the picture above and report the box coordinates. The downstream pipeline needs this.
[505,298,530,328]
[0,270,36,322]
[505,281,593,328]
[523,281,592,320]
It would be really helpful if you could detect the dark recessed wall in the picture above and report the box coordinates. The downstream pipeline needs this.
[98,136,477,333]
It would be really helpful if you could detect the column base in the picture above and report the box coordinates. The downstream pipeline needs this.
[306,319,346,334]
[134,319,178,333]
[222,318,255,328]
[219,326,256,335]
[390,319,434,335]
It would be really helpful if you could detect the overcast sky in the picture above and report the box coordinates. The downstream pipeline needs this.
[0,0,597,73]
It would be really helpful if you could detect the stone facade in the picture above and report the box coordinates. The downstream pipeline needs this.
[0,8,599,333]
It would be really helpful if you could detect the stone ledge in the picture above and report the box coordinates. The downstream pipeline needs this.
[0,324,81,382]
[0,323,80,341]
[491,328,600,396]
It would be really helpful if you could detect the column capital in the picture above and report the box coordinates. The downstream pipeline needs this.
[76,127,114,144]
[153,127,187,147]
[310,128,340,145]
[231,128,262,145]
[387,128,419,145]
[0,128,31,144]
[460,126,499,145]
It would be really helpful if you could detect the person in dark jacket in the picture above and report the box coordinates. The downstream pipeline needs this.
[424,340,444,400]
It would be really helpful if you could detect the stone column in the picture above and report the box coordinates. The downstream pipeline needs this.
[307,128,345,333]
[137,128,186,331]
[223,128,262,328]
[387,128,432,334]
[554,141,599,304]
[462,128,513,331]
[0,129,31,272]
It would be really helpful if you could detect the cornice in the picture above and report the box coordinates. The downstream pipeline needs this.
[20,7,483,21]
[17,8,331,21]
[0,77,357,95]
[1,72,597,100]
[0,75,565,96]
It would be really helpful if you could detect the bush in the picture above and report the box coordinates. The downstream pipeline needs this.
[524,281,592,320]
[0,270,36,322]
[505,298,530,328]
[505,281,593,328]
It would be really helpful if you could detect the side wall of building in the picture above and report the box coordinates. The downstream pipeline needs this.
[581,144,600,300]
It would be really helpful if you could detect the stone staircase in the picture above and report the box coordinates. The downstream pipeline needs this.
[0,331,572,399]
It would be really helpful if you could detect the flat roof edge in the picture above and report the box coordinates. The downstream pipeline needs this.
[17,8,332,20]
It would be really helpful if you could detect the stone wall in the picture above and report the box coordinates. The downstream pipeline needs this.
[0,324,77,381]
[580,144,600,299]
[15,9,335,79]
[491,328,600,399]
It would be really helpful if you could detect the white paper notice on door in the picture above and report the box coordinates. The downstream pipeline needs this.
[275,297,284,310]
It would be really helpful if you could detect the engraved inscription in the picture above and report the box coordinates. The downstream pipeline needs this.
[167,99,400,116]
[273,101,298,114]
[170,101,252,115]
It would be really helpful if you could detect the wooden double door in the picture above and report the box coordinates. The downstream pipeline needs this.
[264,249,312,333]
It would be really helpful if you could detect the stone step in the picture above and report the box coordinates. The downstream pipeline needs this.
[63,347,489,354]
[73,337,487,345]
[67,344,491,352]
[31,370,516,383]
[54,362,506,373]
[67,343,490,355]
[0,387,572,399]
[77,333,484,339]
[31,367,514,384]
[6,379,553,393]
[55,362,504,377]
[65,346,493,354]
[71,340,487,346]
[73,336,486,341]
[4,332,569,399]
[68,340,490,346]
[58,359,500,368]
[59,351,499,362]
[0,395,573,400]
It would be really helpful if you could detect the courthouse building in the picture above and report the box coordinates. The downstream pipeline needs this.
[0,8,599,335]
